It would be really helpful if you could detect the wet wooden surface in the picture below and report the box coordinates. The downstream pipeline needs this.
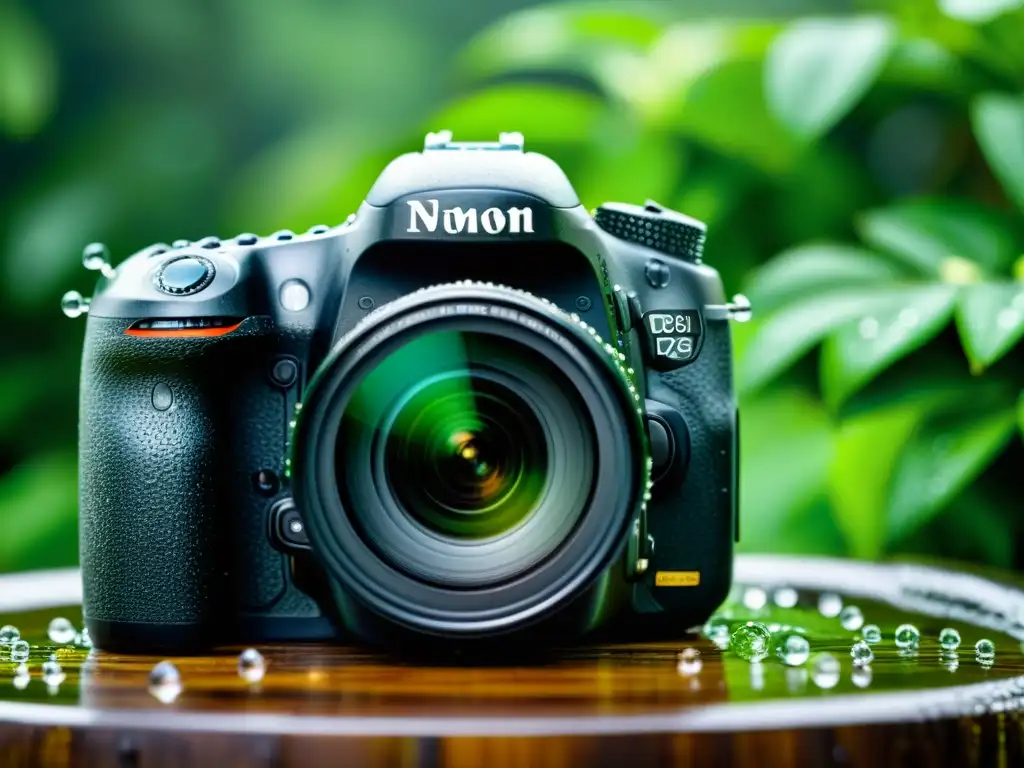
[2,557,1024,767]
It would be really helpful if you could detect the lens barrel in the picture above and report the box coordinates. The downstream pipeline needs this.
[292,283,648,638]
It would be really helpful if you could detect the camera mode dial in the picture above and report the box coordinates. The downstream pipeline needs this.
[594,201,706,264]
[155,254,216,296]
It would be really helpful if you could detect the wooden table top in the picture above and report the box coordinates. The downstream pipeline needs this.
[2,556,1024,767]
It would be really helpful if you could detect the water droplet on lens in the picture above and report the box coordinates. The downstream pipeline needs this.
[861,624,882,644]
[773,587,798,608]
[10,640,29,662]
[47,618,76,645]
[818,593,843,618]
[858,316,879,339]
[742,587,767,611]
[895,623,920,649]
[148,661,183,704]
[939,627,961,651]
[731,622,772,662]
[0,626,19,646]
[676,647,702,677]
[42,658,65,686]
[238,648,266,684]
[850,640,874,667]
[840,606,864,631]
[852,665,873,688]
[777,633,811,667]
[810,653,841,689]
[976,639,996,661]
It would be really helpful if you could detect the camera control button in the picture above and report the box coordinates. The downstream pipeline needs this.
[155,255,215,296]
[646,416,673,478]
[594,202,706,263]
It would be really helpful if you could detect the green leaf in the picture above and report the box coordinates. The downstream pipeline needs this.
[0,452,78,573]
[744,244,905,316]
[829,399,933,560]
[954,282,1024,371]
[0,4,57,139]
[820,284,959,410]
[678,59,799,175]
[1019,390,1024,439]
[972,93,1024,210]
[737,389,844,556]
[856,198,1017,277]
[938,488,1014,568]
[737,285,912,394]
[887,406,1017,545]
[764,16,895,140]
[571,131,684,210]
[939,0,1024,23]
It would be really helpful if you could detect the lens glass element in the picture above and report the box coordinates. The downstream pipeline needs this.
[335,329,595,588]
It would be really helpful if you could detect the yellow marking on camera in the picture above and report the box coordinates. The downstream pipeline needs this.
[655,571,701,587]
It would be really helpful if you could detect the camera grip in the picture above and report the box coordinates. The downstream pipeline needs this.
[78,317,268,651]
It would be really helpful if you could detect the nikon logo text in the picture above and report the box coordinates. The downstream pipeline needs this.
[406,199,534,235]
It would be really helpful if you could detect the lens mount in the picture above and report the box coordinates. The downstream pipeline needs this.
[292,282,649,638]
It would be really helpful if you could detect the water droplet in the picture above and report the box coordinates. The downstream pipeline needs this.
[938,627,961,651]
[77,628,92,649]
[42,658,65,686]
[975,639,996,661]
[237,648,266,684]
[839,606,864,631]
[676,647,702,677]
[997,308,1021,331]
[861,624,882,644]
[47,618,76,645]
[858,317,879,339]
[818,593,843,618]
[82,242,111,271]
[0,626,19,646]
[13,663,28,677]
[742,587,767,611]
[772,587,798,609]
[731,622,772,662]
[777,633,811,667]
[941,651,959,672]
[10,640,29,662]
[852,665,873,689]
[895,623,920,649]
[148,661,183,704]
[810,653,841,689]
[898,308,919,328]
[850,640,874,667]
[702,616,731,650]
[12,672,29,691]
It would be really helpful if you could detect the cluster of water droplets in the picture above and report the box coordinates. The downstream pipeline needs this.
[145,648,267,704]
[0,617,98,694]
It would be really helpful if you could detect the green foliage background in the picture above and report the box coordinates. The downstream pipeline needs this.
[1,0,1022,574]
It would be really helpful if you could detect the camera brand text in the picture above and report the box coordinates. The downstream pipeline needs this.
[406,199,535,235]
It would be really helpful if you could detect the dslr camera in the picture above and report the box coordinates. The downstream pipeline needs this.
[65,132,747,654]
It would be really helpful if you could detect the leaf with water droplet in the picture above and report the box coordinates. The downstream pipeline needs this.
[764,16,895,141]
[955,282,1024,372]
[738,286,909,395]
[820,284,959,410]
[941,0,1024,22]
[856,199,1016,276]
[887,406,1018,542]
[744,244,905,316]
[973,93,1024,210]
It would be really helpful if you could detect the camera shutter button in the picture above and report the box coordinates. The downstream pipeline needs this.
[155,255,215,296]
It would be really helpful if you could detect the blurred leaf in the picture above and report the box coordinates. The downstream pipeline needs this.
[856,198,1017,277]
[0,452,77,573]
[737,388,843,555]
[972,93,1024,211]
[0,3,57,139]
[744,243,905,316]
[937,489,1014,568]
[764,16,895,141]
[820,284,959,410]
[829,399,931,560]
[737,286,912,394]
[1019,389,1024,438]
[881,38,973,96]
[887,406,1017,544]
[939,0,1024,23]
[678,59,798,175]
[955,282,1024,371]
[571,131,684,209]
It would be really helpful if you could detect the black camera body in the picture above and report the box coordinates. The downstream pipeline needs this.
[67,132,746,654]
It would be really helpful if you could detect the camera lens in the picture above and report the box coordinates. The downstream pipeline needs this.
[337,330,595,587]
[293,284,647,638]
